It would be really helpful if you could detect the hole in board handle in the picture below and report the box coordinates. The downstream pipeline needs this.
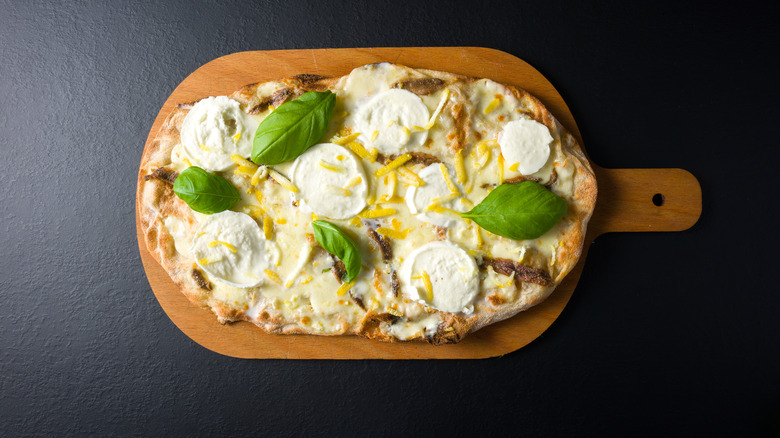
[652,193,665,207]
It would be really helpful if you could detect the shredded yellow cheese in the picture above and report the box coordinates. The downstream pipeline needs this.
[439,163,459,194]
[344,176,362,188]
[376,227,409,239]
[265,270,283,285]
[253,188,264,205]
[230,154,257,170]
[344,141,371,160]
[208,240,236,253]
[326,185,352,197]
[421,271,434,302]
[250,166,267,186]
[318,160,345,173]
[268,169,299,192]
[358,207,396,219]
[375,154,412,177]
[421,88,450,129]
[332,132,361,145]
[497,154,505,183]
[454,150,467,184]
[484,97,501,114]
[337,281,354,296]
[263,217,273,239]
[397,166,424,187]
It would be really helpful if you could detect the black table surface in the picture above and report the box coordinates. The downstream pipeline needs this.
[2,2,779,436]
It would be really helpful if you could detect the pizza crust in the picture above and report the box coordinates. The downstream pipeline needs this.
[137,63,597,343]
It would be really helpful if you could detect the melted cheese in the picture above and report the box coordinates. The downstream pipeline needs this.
[399,242,479,313]
[349,89,430,155]
[498,119,553,175]
[290,143,368,219]
[191,211,279,288]
[180,96,257,171]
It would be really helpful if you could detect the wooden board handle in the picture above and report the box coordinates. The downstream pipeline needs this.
[589,166,702,235]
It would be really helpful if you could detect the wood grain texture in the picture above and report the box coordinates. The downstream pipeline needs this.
[136,47,701,359]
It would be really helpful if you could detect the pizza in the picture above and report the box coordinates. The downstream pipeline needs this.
[137,62,597,344]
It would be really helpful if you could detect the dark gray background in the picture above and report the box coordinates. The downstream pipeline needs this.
[2,1,779,436]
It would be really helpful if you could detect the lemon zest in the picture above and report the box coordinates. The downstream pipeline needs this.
[509,162,519,172]
[263,217,273,239]
[454,150,467,184]
[344,141,371,160]
[421,271,434,302]
[337,281,354,296]
[484,97,501,114]
[332,132,361,145]
[208,240,236,253]
[397,166,424,187]
[375,154,412,177]
[358,207,396,219]
[268,169,298,192]
[376,227,409,239]
[264,270,283,285]
[230,154,257,170]
[439,163,459,194]
[318,160,345,173]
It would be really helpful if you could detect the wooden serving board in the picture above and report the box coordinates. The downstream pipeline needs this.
[136,47,701,359]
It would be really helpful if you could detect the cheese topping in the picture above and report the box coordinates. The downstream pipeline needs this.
[290,143,368,219]
[405,163,466,227]
[497,118,553,175]
[399,242,479,314]
[349,89,430,155]
[191,211,279,288]
[180,96,257,171]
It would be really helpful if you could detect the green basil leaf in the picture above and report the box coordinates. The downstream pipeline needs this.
[311,220,361,282]
[461,181,567,240]
[251,90,336,165]
[172,166,241,214]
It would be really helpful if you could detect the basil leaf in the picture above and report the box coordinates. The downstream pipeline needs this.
[311,220,361,282]
[172,166,241,214]
[251,90,336,165]
[461,181,567,240]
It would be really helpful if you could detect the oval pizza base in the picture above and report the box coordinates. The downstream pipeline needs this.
[137,47,701,359]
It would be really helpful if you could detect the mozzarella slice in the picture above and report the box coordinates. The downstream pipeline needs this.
[290,143,369,219]
[350,89,430,155]
[180,96,258,171]
[399,241,478,314]
[405,163,466,227]
[497,118,553,175]
[191,211,279,288]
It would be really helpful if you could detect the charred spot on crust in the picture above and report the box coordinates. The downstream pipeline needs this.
[248,88,294,114]
[487,294,505,306]
[391,270,400,297]
[294,74,327,84]
[480,257,553,286]
[144,167,178,185]
[426,315,472,345]
[367,227,392,263]
[191,268,212,291]
[393,78,445,95]
[359,313,400,340]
